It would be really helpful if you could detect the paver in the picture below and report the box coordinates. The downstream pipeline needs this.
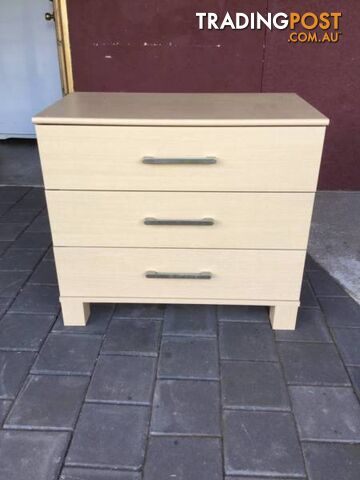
[0,350,35,399]
[143,436,222,480]
[0,430,69,480]
[10,284,60,314]
[300,277,319,308]
[278,342,349,386]
[332,327,360,365]
[28,260,58,285]
[223,410,305,477]
[163,304,217,337]
[221,360,290,410]
[303,442,360,480]
[0,270,29,297]
[5,375,88,430]
[275,308,331,343]
[12,231,51,249]
[66,403,149,470]
[348,366,360,399]
[151,379,221,436]
[87,355,156,404]
[0,313,55,351]
[0,247,43,270]
[0,223,27,241]
[220,322,277,361]
[217,305,268,323]
[61,469,141,480]
[308,269,348,297]
[319,296,360,327]
[102,318,161,356]
[0,400,11,424]
[0,186,29,203]
[113,303,165,319]
[32,333,102,375]
[290,386,360,441]
[158,336,219,380]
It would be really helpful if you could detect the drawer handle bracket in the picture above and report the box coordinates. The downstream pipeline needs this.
[145,271,212,280]
[142,156,217,165]
[144,217,214,226]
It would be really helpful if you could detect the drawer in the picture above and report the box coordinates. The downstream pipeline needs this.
[54,247,305,301]
[47,191,314,249]
[36,125,325,191]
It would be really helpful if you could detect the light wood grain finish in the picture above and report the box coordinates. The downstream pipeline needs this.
[36,125,325,191]
[46,191,314,249]
[33,92,329,126]
[54,247,305,301]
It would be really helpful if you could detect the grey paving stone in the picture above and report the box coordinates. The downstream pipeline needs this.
[275,308,331,343]
[12,231,52,249]
[0,223,27,241]
[332,327,360,365]
[113,303,165,319]
[0,204,11,216]
[217,305,268,323]
[0,270,29,297]
[348,366,360,400]
[66,403,149,470]
[17,188,46,208]
[27,212,51,233]
[0,430,69,480]
[307,269,347,297]
[151,379,221,436]
[0,248,44,270]
[278,342,350,386]
[1,208,41,224]
[0,313,55,351]
[158,336,219,380]
[61,468,140,480]
[319,296,360,328]
[305,254,321,271]
[28,260,58,285]
[221,361,290,410]
[32,333,102,375]
[0,241,10,255]
[43,248,55,261]
[303,442,360,480]
[9,284,60,314]
[53,304,114,335]
[102,318,161,356]
[163,304,217,337]
[225,478,298,480]
[0,400,11,424]
[5,375,88,430]
[290,386,360,441]
[219,322,277,361]
[87,355,156,405]
[223,410,305,477]
[0,351,35,399]
[300,278,319,308]
[0,186,29,203]
[143,436,222,480]
[0,298,11,317]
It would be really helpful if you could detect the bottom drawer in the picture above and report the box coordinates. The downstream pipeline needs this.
[54,248,305,301]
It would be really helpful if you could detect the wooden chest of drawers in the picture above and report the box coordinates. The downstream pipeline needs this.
[33,93,328,329]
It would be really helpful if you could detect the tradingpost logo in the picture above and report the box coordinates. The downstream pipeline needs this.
[196,11,342,44]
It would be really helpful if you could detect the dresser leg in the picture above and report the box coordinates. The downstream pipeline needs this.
[269,303,298,330]
[60,298,90,326]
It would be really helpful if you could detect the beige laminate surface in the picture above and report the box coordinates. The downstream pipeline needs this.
[54,247,305,300]
[36,125,326,191]
[33,92,329,126]
[46,191,314,249]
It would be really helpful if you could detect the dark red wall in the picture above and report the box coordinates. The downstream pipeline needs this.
[67,0,360,190]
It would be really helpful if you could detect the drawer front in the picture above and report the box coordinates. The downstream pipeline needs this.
[54,247,305,301]
[47,191,314,249]
[36,125,325,191]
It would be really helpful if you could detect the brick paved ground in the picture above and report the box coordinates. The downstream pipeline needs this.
[0,186,359,480]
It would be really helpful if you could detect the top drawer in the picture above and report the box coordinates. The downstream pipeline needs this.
[36,125,325,192]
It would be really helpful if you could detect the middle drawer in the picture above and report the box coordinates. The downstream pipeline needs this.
[46,191,314,249]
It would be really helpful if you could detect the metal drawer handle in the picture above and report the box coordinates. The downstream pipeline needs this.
[142,156,217,165]
[144,217,214,226]
[145,271,212,280]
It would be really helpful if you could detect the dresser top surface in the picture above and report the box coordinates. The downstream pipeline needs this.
[33,92,329,127]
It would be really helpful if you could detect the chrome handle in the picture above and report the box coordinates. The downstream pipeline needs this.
[145,271,212,280]
[144,217,214,226]
[142,156,217,165]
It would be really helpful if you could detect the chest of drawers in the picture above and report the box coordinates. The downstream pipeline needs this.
[33,93,328,329]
